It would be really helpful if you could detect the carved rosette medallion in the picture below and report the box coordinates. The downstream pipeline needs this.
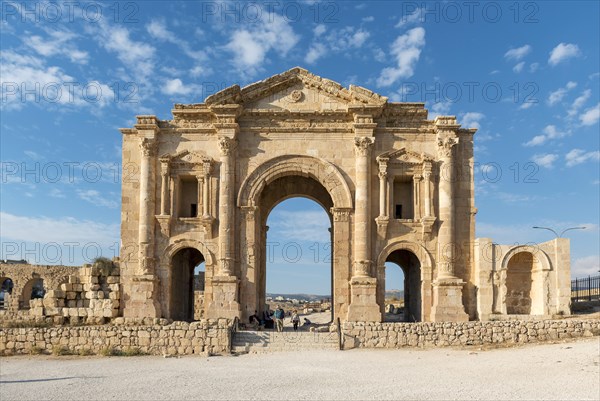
[289,90,303,102]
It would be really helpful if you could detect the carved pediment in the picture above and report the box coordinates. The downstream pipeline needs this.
[160,150,213,174]
[377,148,434,165]
[205,67,388,112]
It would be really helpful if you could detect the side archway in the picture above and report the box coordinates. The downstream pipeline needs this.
[499,245,551,315]
[159,239,215,320]
[376,241,434,322]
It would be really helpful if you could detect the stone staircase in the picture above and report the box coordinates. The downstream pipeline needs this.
[232,329,340,353]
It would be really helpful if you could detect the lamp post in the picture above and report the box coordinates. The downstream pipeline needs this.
[532,226,587,238]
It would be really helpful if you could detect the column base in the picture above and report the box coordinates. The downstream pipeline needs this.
[429,278,469,322]
[206,275,241,319]
[346,276,381,322]
[123,275,161,319]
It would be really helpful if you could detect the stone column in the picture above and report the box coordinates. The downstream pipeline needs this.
[196,175,203,217]
[202,160,212,218]
[437,133,459,280]
[138,137,157,275]
[217,136,235,275]
[206,107,242,320]
[413,174,421,220]
[353,136,374,277]
[159,160,169,216]
[347,130,381,322]
[423,164,432,217]
[429,117,469,322]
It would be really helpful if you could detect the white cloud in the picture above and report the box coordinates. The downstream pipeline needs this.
[376,27,425,87]
[362,16,374,22]
[547,81,577,105]
[460,112,485,130]
[512,62,525,73]
[0,212,119,246]
[504,45,532,61]
[305,43,326,64]
[226,14,299,74]
[146,19,207,64]
[519,102,536,110]
[529,62,540,73]
[579,102,600,126]
[395,7,422,28]
[0,50,114,110]
[305,26,370,64]
[269,210,330,243]
[162,78,193,96]
[428,101,452,119]
[146,19,177,42]
[531,153,558,168]
[76,189,119,209]
[572,255,600,277]
[26,29,89,64]
[565,149,600,167]
[96,22,155,79]
[523,125,570,147]
[548,43,581,66]
[313,24,326,36]
[568,89,591,117]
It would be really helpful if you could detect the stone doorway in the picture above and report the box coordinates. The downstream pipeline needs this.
[505,251,536,315]
[383,250,422,322]
[169,247,205,321]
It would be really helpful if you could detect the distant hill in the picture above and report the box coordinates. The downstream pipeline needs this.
[266,291,403,301]
[266,293,329,302]
[385,290,404,300]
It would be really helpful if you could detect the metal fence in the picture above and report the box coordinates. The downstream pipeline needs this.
[571,275,600,302]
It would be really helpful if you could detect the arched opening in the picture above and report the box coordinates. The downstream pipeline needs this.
[0,277,14,309]
[265,197,333,326]
[506,251,534,315]
[383,263,405,322]
[384,250,421,322]
[170,248,205,321]
[21,277,44,309]
[193,261,206,320]
[256,174,335,327]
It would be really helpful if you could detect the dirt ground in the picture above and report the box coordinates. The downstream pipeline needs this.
[1,338,598,400]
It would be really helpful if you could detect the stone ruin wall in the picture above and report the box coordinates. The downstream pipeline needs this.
[0,318,231,356]
[342,319,600,349]
[0,262,120,325]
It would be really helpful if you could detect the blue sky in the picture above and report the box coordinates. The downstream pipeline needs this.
[1,1,599,294]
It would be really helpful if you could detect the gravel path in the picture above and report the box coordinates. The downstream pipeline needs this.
[1,338,598,400]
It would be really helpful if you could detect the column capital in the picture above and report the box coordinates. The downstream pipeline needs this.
[331,207,352,222]
[353,260,372,278]
[354,136,374,157]
[436,134,459,159]
[378,171,387,180]
[218,136,237,156]
[139,137,157,157]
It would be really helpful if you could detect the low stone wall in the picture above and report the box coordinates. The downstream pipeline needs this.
[342,319,600,349]
[0,319,232,356]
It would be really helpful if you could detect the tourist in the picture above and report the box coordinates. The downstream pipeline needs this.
[262,310,274,329]
[274,306,285,332]
[290,309,300,331]
[302,317,312,327]
[249,310,260,330]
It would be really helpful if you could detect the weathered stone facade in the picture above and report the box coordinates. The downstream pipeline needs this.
[116,67,572,323]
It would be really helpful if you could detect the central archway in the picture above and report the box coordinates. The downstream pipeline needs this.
[237,155,353,323]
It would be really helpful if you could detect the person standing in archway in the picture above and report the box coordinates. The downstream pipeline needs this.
[274,306,285,332]
[290,309,300,331]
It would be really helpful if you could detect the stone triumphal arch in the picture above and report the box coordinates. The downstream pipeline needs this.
[118,67,571,323]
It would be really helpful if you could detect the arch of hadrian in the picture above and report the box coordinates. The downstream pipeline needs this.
[118,67,572,323]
